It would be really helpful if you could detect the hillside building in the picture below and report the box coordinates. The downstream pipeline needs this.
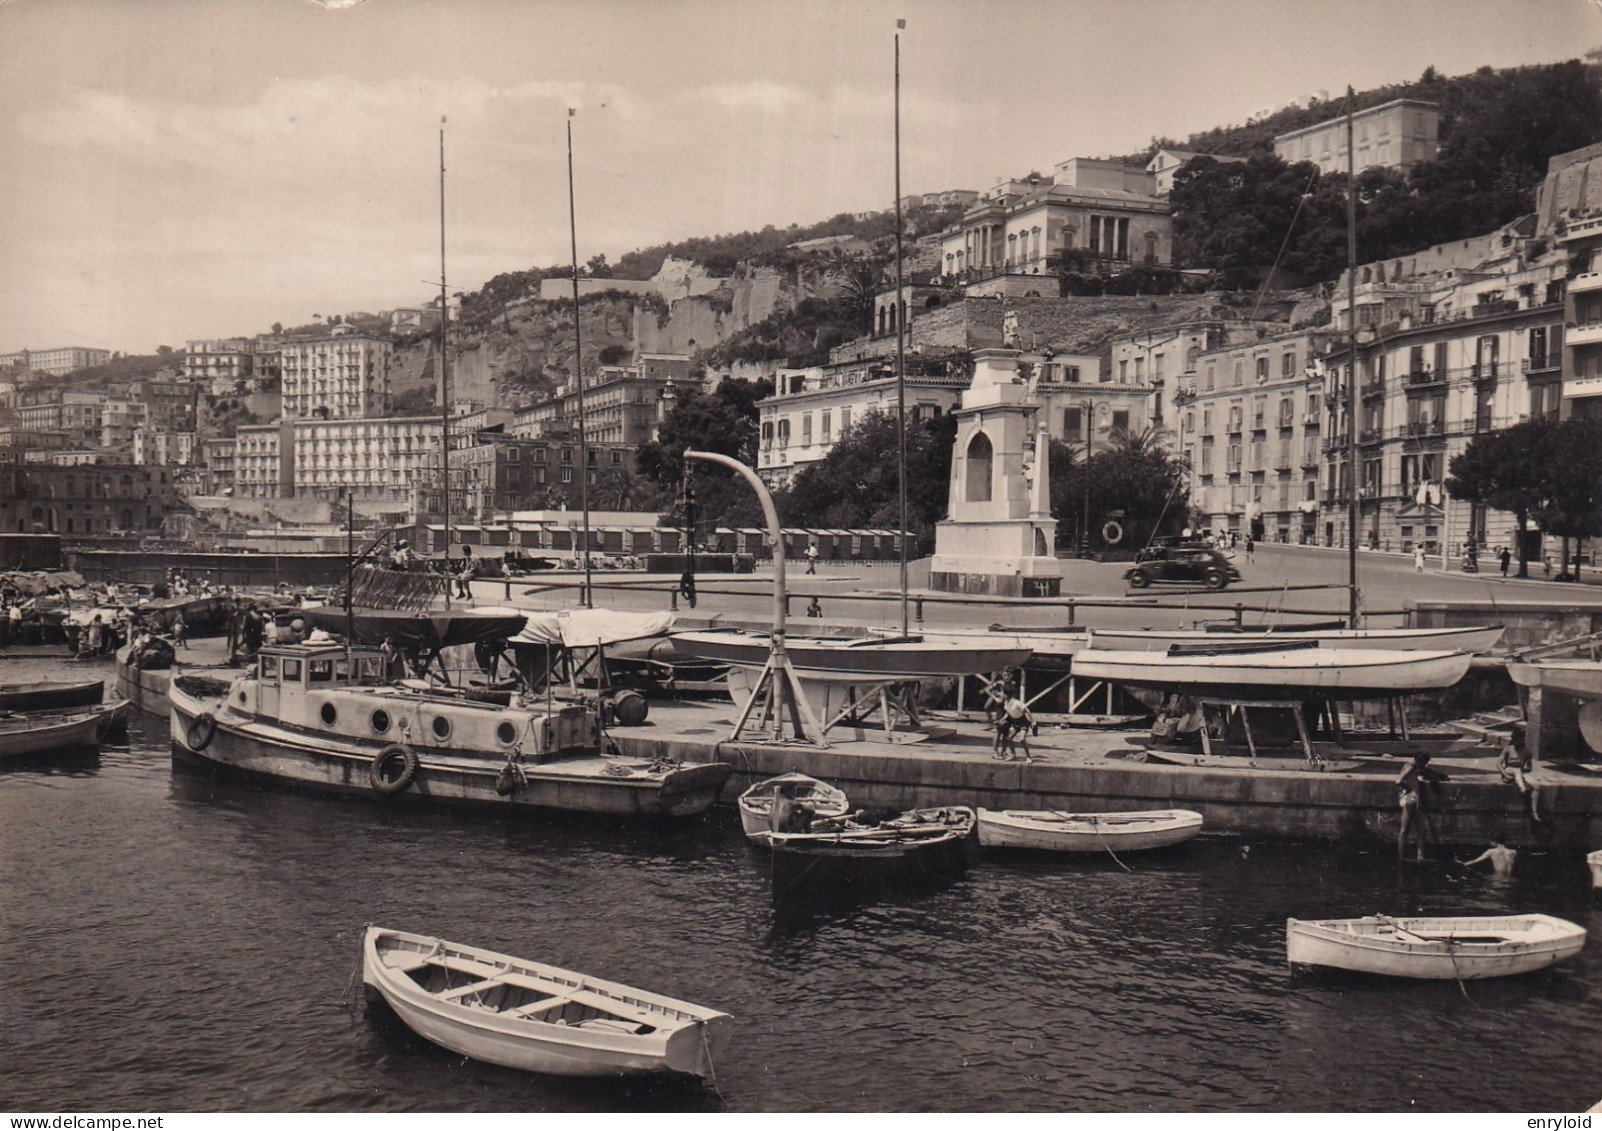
[0,346,112,377]
[1272,98,1439,176]
[279,327,392,421]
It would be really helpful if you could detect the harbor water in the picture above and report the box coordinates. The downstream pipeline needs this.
[3,658,1601,1113]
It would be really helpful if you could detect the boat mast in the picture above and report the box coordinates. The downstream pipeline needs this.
[1345,89,1359,627]
[439,118,453,610]
[894,18,908,636]
[567,110,593,609]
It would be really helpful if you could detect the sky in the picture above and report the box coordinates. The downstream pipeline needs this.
[1,0,1598,355]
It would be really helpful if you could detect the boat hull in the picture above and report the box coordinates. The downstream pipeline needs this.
[975,808,1203,852]
[169,685,728,818]
[769,807,978,898]
[737,772,850,841]
[363,927,731,1078]
[115,648,173,716]
[1589,850,1602,891]
[1089,626,1505,654]
[1071,647,1473,699]
[671,631,1030,681]
[1286,914,1586,979]
[0,679,103,713]
[1507,660,1602,700]
[0,709,105,758]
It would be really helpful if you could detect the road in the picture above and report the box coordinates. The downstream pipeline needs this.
[488,543,1593,634]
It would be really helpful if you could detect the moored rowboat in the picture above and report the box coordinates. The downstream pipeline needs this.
[0,679,104,713]
[1285,914,1585,979]
[0,707,108,758]
[1088,625,1506,654]
[670,630,1031,682]
[976,808,1203,852]
[768,806,978,898]
[737,772,850,842]
[1071,646,1473,699]
[362,926,731,1078]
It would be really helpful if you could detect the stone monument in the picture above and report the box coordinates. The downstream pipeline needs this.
[928,347,1062,597]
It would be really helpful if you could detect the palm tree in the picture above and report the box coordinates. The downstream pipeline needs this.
[1106,423,1177,458]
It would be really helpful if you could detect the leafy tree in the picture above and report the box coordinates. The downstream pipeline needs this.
[1533,417,1602,580]
[584,254,612,278]
[779,410,956,554]
[635,378,773,531]
[1447,417,1557,578]
[1050,429,1188,553]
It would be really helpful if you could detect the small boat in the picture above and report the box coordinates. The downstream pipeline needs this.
[737,772,851,842]
[769,806,977,898]
[1071,644,1473,700]
[362,927,731,1079]
[0,679,104,713]
[1088,625,1506,654]
[1588,850,1602,891]
[976,808,1203,852]
[670,630,1031,682]
[1507,659,1602,700]
[0,707,107,758]
[1285,914,1586,979]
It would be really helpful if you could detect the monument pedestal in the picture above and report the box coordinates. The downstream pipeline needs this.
[929,346,1061,598]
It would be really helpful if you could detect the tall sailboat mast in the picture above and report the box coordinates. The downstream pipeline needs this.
[894,18,909,636]
[439,118,454,610]
[567,110,593,609]
[1345,89,1359,627]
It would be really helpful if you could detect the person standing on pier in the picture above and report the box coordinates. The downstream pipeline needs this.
[1499,546,1512,578]
[172,612,189,650]
[805,542,818,575]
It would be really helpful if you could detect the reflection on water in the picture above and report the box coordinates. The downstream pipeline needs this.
[2,703,1600,1112]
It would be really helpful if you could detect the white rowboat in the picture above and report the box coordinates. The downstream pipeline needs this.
[976,808,1203,852]
[362,927,731,1078]
[737,772,850,842]
[1285,914,1585,979]
[1089,625,1505,654]
[0,707,108,758]
[1071,646,1473,699]
[670,630,1031,682]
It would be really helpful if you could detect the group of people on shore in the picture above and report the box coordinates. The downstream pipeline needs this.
[1395,723,1543,875]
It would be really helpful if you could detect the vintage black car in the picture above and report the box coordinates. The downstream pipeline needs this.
[1124,546,1241,590]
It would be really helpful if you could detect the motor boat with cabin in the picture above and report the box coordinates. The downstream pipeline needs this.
[168,636,730,817]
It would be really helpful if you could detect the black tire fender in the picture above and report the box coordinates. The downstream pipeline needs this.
[186,712,218,751]
[371,743,420,795]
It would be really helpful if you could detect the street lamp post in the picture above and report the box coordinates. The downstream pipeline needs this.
[1080,398,1102,559]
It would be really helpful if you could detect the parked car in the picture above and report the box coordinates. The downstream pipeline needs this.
[1124,547,1241,590]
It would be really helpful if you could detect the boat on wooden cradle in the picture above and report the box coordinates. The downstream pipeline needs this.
[1589,850,1602,891]
[1285,914,1586,979]
[0,679,104,714]
[1088,624,1506,655]
[737,772,851,842]
[362,927,731,1079]
[976,808,1204,852]
[0,704,120,758]
[167,636,730,818]
[1071,641,1474,700]
[505,608,725,703]
[768,806,978,898]
[669,630,1032,683]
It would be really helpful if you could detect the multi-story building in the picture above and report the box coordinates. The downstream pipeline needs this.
[279,327,392,421]
[184,339,258,386]
[0,346,112,377]
[1272,98,1440,176]
[937,161,1173,290]
[511,360,695,447]
[200,437,237,495]
[1143,149,1248,197]
[99,398,148,450]
[14,390,103,448]
[0,462,185,537]
[234,415,441,501]
[132,429,195,467]
[1543,142,1602,420]
[1321,226,1567,556]
[446,436,638,519]
[129,378,198,434]
[1178,330,1331,544]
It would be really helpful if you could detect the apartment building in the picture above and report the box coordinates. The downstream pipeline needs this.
[1273,98,1440,176]
[234,415,441,500]
[511,358,694,446]
[279,327,392,421]
[132,428,195,467]
[0,462,184,536]
[1179,330,1330,544]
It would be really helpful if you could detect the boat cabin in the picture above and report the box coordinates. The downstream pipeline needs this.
[228,640,596,761]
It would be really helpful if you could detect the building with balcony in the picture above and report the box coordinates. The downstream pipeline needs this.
[1272,98,1439,176]
[511,358,695,447]
[200,437,236,495]
[14,390,103,448]
[1179,330,1331,544]
[279,328,392,421]
[132,429,195,467]
[1544,141,1602,419]
[234,415,441,501]
[0,462,185,538]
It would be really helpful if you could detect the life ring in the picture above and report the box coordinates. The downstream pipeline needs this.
[1102,520,1124,545]
[186,712,218,751]
[370,743,420,795]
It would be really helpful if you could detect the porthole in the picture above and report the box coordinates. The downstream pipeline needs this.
[238,690,247,703]
[370,708,391,734]
[496,720,517,746]
[320,703,337,726]
[432,715,451,740]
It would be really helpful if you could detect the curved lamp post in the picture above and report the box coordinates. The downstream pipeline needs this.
[682,449,827,747]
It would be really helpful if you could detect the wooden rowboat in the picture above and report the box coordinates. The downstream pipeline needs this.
[1588,850,1602,891]
[362,926,731,1079]
[670,630,1031,682]
[737,772,850,842]
[768,806,977,899]
[1285,914,1585,979]
[1071,645,1473,699]
[1088,625,1506,654]
[976,808,1203,852]
[0,679,104,713]
[0,707,106,758]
